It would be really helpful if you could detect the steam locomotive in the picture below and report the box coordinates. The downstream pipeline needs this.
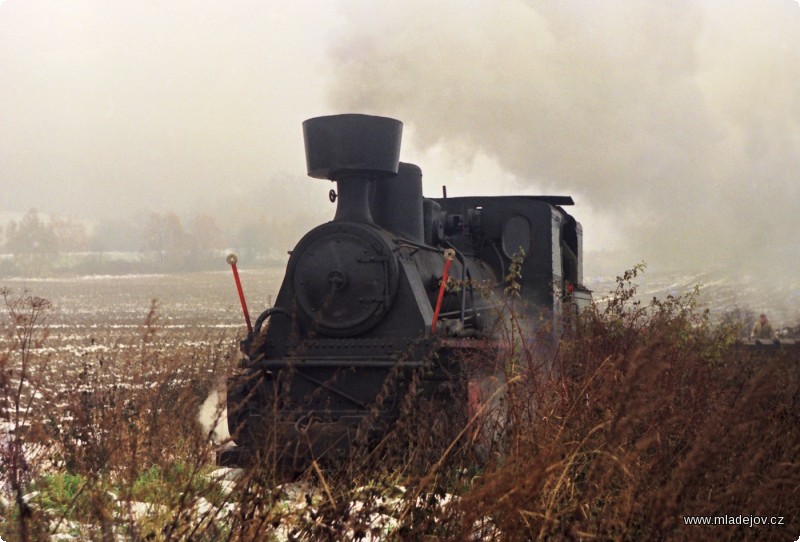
[221,114,591,468]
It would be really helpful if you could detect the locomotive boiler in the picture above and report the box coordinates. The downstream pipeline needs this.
[221,114,591,469]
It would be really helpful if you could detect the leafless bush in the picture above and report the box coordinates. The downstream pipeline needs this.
[441,267,800,541]
[1,293,237,540]
[0,288,53,540]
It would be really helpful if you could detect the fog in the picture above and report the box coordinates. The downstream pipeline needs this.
[0,0,339,233]
[327,0,800,277]
[2,0,799,279]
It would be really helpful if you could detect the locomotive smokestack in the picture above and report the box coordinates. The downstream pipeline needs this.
[303,114,403,223]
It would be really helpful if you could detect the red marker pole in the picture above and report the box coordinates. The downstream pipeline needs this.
[431,248,456,334]
[227,253,253,334]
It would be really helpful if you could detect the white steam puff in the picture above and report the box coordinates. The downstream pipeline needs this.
[326,0,800,275]
[198,384,230,445]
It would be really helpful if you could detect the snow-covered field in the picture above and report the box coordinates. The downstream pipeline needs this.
[2,266,796,420]
[1,268,284,329]
[586,267,800,330]
[3,265,797,336]
[1,268,286,419]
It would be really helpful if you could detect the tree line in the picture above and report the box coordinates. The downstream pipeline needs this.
[0,209,295,276]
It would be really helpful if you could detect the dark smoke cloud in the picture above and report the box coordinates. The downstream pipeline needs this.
[327,0,800,276]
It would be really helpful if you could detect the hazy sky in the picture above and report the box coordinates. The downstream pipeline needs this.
[1,0,799,277]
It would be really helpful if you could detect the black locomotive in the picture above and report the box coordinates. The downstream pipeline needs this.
[222,114,591,469]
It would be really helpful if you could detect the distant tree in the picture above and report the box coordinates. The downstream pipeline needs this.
[189,213,225,249]
[4,209,59,275]
[720,306,758,339]
[142,212,191,271]
[187,213,228,269]
[236,214,303,265]
[50,216,89,252]
[5,209,58,254]
[236,215,270,260]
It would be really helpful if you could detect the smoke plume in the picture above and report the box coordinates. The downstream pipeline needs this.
[326,0,800,276]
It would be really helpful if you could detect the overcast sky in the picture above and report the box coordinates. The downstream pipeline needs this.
[1,0,799,277]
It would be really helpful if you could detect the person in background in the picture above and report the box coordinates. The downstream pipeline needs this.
[751,313,777,340]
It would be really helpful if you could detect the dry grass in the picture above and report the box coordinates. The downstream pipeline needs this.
[447,268,800,541]
[1,267,799,541]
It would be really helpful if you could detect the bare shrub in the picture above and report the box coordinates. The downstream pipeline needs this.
[0,288,53,540]
[1,293,237,540]
[442,267,800,541]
